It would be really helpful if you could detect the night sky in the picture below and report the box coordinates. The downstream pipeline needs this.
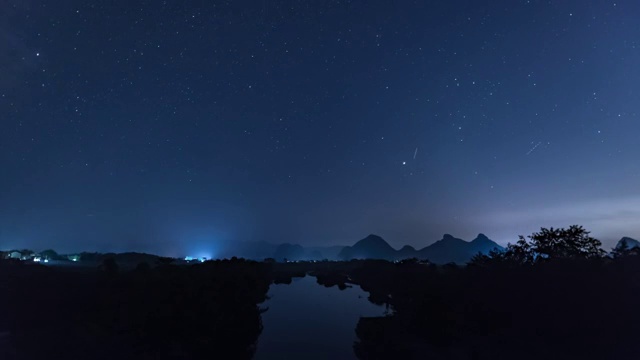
[2,0,639,255]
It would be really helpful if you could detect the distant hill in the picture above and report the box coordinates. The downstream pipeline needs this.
[418,233,502,264]
[338,233,503,264]
[71,252,166,267]
[216,241,346,261]
[417,234,473,264]
[306,245,345,260]
[67,233,502,264]
[273,243,305,261]
[338,235,398,261]
[471,233,500,252]
[616,237,640,249]
[17,233,501,264]
[397,245,417,259]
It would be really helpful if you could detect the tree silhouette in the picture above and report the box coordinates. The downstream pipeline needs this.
[20,249,34,258]
[506,236,535,264]
[40,249,60,260]
[102,257,119,276]
[526,225,605,261]
[469,240,531,266]
[472,225,605,267]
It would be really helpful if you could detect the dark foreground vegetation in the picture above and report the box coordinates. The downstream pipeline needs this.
[1,225,639,359]
[347,226,640,359]
[0,258,271,359]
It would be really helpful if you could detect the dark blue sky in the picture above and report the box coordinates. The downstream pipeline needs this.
[1,0,639,255]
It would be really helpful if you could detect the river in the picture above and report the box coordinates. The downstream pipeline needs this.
[255,275,385,360]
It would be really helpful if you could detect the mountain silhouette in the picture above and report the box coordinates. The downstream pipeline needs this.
[616,237,640,249]
[218,241,279,260]
[338,234,397,261]
[201,233,502,263]
[397,245,417,259]
[306,245,345,260]
[418,233,502,263]
[217,241,346,261]
[470,233,503,254]
[273,243,305,261]
[4,233,503,264]
[338,233,503,263]
[417,234,471,264]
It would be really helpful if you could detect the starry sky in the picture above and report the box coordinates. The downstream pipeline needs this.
[1,0,639,255]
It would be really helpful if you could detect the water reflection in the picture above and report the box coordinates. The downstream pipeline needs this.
[256,275,384,359]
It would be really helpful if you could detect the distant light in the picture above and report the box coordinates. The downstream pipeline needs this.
[44,259,49,263]
[184,256,193,261]
[33,257,41,262]
[200,257,207,263]
[72,258,78,262]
